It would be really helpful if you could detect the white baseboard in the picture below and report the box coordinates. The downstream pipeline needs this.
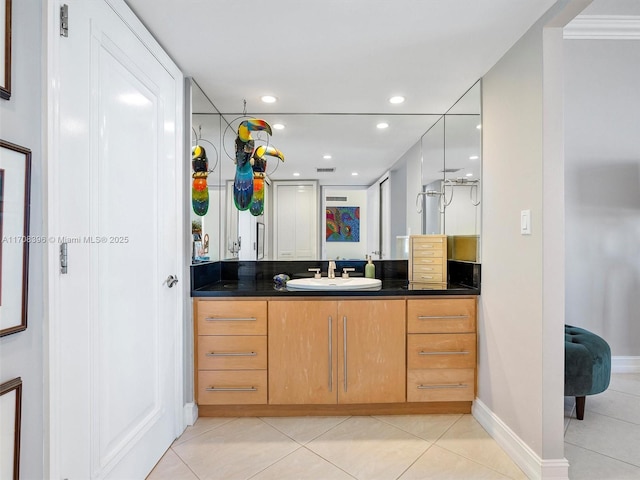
[472,399,569,480]
[612,356,640,374]
[183,402,198,426]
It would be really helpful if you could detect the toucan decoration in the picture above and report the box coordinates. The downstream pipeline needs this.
[250,145,284,216]
[234,119,272,210]
[192,145,209,216]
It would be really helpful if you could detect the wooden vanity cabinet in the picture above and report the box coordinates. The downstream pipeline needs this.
[194,299,268,405]
[406,297,477,402]
[268,299,406,405]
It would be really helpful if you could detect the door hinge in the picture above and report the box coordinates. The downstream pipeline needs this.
[60,242,68,274]
[60,4,69,37]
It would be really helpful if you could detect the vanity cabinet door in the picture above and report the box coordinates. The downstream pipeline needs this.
[268,301,338,405]
[337,300,406,404]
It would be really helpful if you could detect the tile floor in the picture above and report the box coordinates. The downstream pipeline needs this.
[147,373,640,480]
[564,372,640,479]
[148,413,526,480]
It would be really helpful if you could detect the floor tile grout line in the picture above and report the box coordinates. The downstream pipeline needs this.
[166,446,204,480]
[391,442,436,480]
[367,414,461,444]
[244,444,305,480]
[297,445,360,480]
[564,440,640,469]
[172,417,239,447]
[608,387,640,398]
[372,413,463,443]
[579,408,640,427]
[433,442,525,479]
[257,415,353,445]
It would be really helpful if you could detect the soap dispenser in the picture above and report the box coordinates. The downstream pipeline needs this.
[365,255,375,279]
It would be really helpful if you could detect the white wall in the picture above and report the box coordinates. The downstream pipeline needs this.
[564,38,640,356]
[479,1,582,471]
[0,0,44,478]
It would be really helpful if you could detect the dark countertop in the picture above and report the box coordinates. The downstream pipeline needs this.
[192,279,479,297]
[191,260,480,298]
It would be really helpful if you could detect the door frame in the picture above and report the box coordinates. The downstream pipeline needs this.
[44,0,186,477]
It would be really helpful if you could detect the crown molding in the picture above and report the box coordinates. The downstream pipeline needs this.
[564,15,640,40]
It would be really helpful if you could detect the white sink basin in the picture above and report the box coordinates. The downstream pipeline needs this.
[286,277,382,291]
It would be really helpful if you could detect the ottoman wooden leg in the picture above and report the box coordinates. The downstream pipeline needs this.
[576,396,586,420]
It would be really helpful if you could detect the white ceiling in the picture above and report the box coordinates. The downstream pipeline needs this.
[125,0,558,185]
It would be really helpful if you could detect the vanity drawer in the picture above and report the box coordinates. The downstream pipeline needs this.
[407,369,475,402]
[412,264,443,274]
[411,272,443,283]
[197,335,267,370]
[196,300,267,335]
[412,248,444,259]
[412,236,445,245]
[198,370,267,405]
[408,334,476,369]
[407,298,476,334]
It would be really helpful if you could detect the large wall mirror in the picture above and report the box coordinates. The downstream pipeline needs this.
[419,81,481,260]
[189,79,481,264]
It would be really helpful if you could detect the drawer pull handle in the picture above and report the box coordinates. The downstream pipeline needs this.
[418,315,469,320]
[417,384,468,390]
[343,316,348,392]
[206,351,257,357]
[328,316,333,392]
[418,351,469,356]
[205,317,257,322]
[206,386,257,392]
[420,275,434,279]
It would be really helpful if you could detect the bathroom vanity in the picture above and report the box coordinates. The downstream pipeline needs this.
[191,260,479,417]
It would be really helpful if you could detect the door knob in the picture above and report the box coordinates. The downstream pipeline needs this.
[164,275,179,288]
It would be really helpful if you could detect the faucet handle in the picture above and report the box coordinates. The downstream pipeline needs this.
[308,268,321,279]
[342,267,355,279]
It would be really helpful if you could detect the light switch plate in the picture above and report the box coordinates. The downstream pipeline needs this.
[521,210,531,235]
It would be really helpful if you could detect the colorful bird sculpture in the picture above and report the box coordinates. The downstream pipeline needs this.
[192,145,209,216]
[234,119,272,210]
[250,145,284,216]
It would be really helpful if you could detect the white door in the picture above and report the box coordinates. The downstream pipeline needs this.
[273,182,318,260]
[48,1,184,478]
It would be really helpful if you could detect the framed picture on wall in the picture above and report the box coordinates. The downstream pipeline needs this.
[0,377,22,480]
[326,206,360,242]
[0,0,11,100]
[0,140,31,337]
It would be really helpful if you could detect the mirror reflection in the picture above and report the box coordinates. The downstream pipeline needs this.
[189,79,481,264]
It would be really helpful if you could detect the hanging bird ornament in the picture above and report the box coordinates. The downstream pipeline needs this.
[233,119,273,210]
[250,145,284,216]
[192,145,209,216]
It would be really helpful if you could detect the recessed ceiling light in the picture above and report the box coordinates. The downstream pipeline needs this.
[466,173,473,177]
[273,123,285,130]
[261,95,277,103]
[351,172,358,176]
[469,155,479,160]
[323,154,332,160]
[389,96,405,104]
[476,124,482,130]
[376,122,389,129]
[293,172,300,177]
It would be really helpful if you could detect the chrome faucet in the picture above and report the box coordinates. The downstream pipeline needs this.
[327,261,336,279]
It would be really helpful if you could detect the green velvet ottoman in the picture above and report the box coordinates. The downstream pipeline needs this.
[564,325,611,420]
